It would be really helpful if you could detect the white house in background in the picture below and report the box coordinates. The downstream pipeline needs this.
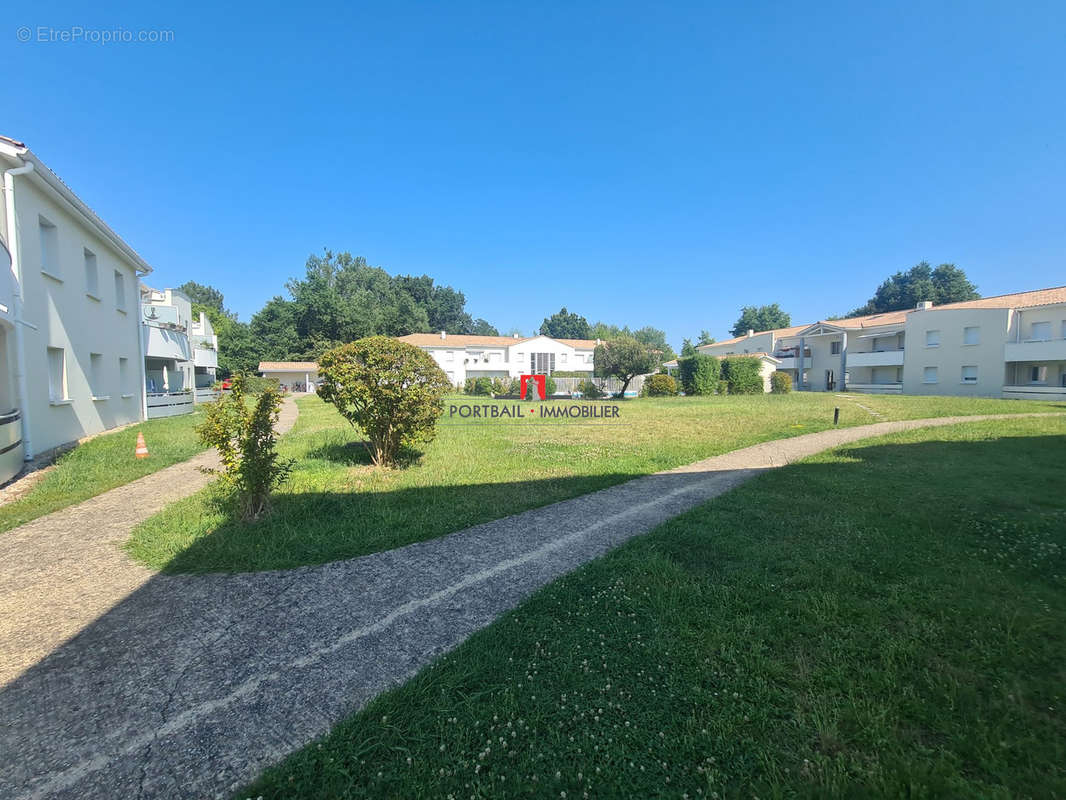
[395,332,599,386]
[0,135,151,483]
[697,286,1066,398]
[257,362,319,392]
[140,285,219,416]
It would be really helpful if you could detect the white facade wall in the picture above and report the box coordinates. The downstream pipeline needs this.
[902,308,1010,396]
[1,175,144,455]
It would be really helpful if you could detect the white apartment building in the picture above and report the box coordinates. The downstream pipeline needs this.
[1,135,152,483]
[396,332,599,386]
[140,285,219,417]
[698,287,1066,399]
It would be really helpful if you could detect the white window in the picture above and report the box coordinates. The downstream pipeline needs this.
[446,350,454,362]
[924,330,940,347]
[119,357,131,396]
[114,270,127,311]
[90,352,106,398]
[1030,365,1048,384]
[84,249,99,297]
[39,216,59,278]
[923,366,938,384]
[961,365,978,383]
[1031,321,1051,341]
[830,341,841,355]
[560,353,568,364]
[47,347,67,401]
[963,326,979,345]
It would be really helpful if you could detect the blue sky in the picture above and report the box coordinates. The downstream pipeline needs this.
[7,1,1064,346]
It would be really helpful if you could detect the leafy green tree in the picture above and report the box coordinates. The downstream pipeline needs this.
[630,325,676,362]
[471,318,500,336]
[249,296,302,361]
[680,339,697,358]
[594,336,658,398]
[178,281,233,318]
[589,321,626,340]
[317,337,452,467]
[697,330,715,346]
[196,374,294,521]
[849,262,979,316]
[540,307,591,339]
[730,304,792,338]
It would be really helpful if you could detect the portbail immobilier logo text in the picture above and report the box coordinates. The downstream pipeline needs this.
[447,374,620,421]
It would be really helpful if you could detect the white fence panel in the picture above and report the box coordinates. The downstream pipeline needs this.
[146,392,195,419]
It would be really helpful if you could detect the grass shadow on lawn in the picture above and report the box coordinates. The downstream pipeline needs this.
[237,423,1066,799]
[144,471,646,574]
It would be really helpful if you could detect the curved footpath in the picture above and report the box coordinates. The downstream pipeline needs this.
[0,411,1060,799]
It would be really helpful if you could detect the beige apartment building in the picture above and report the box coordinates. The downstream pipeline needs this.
[698,287,1066,399]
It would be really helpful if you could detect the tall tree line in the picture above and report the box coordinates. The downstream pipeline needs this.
[182,251,499,375]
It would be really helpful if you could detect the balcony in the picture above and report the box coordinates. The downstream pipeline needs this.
[773,354,811,370]
[142,322,191,361]
[1002,384,1066,400]
[847,383,902,394]
[0,408,22,484]
[1004,339,1066,362]
[846,349,905,368]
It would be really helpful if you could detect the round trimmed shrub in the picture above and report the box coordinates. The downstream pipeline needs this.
[770,370,792,394]
[642,373,678,397]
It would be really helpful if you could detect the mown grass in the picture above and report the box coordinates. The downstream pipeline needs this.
[239,416,1066,799]
[127,393,1064,573]
[0,410,207,533]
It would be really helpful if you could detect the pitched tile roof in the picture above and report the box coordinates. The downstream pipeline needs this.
[397,333,535,347]
[927,286,1066,311]
[701,325,809,349]
[258,361,318,371]
[396,333,600,349]
[705,286,1066,345]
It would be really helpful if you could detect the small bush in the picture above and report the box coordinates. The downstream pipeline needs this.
[722,357,764,395]
[197,373,294,521]
[717,380,729,395]
[770,371,792,394]
[677,354,721,395]
[577,379,605,399]
[464,377,493,396]
[642,374,677,397]
[244,375,281,394]
[518,376,556,399]
[318,337,452,467]
[490,377,509,396]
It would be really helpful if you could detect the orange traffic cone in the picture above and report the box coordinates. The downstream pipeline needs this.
[135,431,149,459]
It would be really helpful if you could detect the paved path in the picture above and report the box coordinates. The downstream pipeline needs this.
[0,412,1059,799]
[0,395,299,683]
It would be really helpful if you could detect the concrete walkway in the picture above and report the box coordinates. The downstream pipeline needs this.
[0,412,1058,799]
[0,395,299,683]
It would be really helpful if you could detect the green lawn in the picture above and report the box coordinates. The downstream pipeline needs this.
[0,410,207,533]
[128,392,1063,573]
[240,416,1066,799]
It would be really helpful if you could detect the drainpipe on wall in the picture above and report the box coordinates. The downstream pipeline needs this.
[3,161,36,460]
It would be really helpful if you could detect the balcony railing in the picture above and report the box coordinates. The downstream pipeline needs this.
[146,391,195,418]
[1004,339,1066,363]
[1002,384,1066,399]
[0,408,22,484]
[847,382,902,394]
[846,349,905,368]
